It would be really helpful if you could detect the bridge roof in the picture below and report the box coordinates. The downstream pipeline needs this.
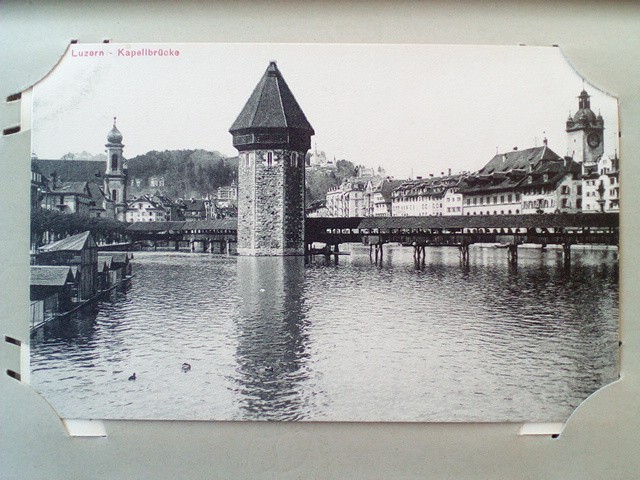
[125,219,238,233]
[357,213,618,230]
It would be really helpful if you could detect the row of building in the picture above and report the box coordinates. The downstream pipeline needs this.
[31,119,239,224]
[318,90,619,218]
[29,231,133,330]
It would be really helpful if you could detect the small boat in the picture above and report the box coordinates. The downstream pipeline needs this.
[493,243,510,249]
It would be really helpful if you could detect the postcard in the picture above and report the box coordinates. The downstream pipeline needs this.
[27,43,619,422]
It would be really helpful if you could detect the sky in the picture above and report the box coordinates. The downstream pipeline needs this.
[31,43,619,179]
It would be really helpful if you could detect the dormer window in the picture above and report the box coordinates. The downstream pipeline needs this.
[543,173,549,182]
[527,176,533,184]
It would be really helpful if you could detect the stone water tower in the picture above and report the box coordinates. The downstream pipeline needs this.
[230,61,314,256]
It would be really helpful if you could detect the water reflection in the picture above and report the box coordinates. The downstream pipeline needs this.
[29,246,618,422]
[234,256,312,420]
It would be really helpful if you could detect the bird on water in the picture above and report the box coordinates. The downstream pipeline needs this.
[182,363,191,373]
[128,373,136,381]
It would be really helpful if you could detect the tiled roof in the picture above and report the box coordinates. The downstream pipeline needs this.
[125,219,238,232]
[40,231,96,252]
[51,181,90,195]
[358,212,618,230]
[478,146,561,175]
[230,62,314,134]
[36,159,104,183]
[30,266,74,286]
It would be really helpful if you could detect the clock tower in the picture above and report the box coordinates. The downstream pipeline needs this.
[566,90,604,164]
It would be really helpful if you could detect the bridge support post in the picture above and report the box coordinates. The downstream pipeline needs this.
[562,243,571,266]
[459,243,469,266]
[413,244,426,266]
[507,244,518,266]
[190,240,195,252]
[373,243,384,263]
[175,240,180,251]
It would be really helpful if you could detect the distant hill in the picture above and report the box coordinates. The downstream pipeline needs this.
[126,149,238,198]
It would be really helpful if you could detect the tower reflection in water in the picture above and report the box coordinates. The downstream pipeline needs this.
[233,256,314,420]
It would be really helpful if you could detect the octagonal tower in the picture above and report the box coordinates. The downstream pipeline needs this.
[230,61,314,256]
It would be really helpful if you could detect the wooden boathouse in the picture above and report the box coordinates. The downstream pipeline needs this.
[35,231,98,300]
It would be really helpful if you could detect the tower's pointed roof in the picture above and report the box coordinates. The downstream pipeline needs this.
[230,61,314,134]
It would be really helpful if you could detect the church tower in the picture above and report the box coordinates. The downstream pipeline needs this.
[104,118,127,222]
[566,90,605,165]
[230,61,314,256]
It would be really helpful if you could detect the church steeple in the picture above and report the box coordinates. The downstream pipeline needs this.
[104,117,127,221]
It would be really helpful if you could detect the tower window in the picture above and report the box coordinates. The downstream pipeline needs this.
[266,151,273,167]
[112,189,117,202]
[111,154,118,171]
[291,152,298,167]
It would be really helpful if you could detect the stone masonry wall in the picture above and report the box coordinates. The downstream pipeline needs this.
[237,148,305,255]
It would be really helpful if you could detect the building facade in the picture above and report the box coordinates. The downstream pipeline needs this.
[125,196,167,223]
[229,61,314,255]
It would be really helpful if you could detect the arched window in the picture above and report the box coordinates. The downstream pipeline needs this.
[111,154,118,171]
[291,152,298,167]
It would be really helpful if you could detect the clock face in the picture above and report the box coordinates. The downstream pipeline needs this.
[587,132,601,148]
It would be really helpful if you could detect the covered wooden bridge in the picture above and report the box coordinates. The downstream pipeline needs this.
[305,213,619,265]
[126,219,238,253]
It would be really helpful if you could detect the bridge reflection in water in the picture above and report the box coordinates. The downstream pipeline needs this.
[234,256,314,420]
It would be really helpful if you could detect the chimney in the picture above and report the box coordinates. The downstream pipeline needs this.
[543,137,548,146]
[448,168,451,176]
[513,146,518,151]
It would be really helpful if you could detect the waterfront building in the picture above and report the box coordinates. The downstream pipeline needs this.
[459,146,582,216]
[519,157,582,214]
[98,252,132,285]
[391,174,465,217]
[365,178,403,217]
[126,195,167,223]
[229,61,314,255]
[36,231,98,301]
[97,256,112,292]
[325,178,369,217]
[29,265,76,328]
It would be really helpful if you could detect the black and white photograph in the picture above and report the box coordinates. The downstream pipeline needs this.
[28,43,619,422]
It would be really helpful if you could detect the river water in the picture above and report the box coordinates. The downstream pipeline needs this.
[30,244,619,422]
